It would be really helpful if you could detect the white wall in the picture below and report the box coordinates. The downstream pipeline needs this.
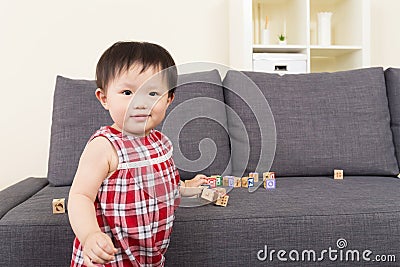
[370,0,400,68]
[0,0,229,190]
[1,0,400,190]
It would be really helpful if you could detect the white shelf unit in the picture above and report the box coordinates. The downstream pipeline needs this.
[229,0,370,73]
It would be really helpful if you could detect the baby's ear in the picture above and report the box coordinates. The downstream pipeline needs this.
[95,88,108,110]
[167,93,175,105]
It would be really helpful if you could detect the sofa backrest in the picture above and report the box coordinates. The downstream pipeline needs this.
[223,67,399,177]
[48,70,230,186]
[48,76,112,186]
[384,67,400,169]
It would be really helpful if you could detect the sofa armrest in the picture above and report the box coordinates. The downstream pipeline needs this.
[0,177,48,219]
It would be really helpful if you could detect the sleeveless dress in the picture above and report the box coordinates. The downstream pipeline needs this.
[71,126,181,267]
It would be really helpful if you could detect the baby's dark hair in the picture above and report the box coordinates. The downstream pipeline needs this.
[96,41,177,97]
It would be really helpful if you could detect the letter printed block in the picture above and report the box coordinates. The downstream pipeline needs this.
[263,172,275,180]
[207,177,217,188]
[264,179,276,190]
[213,175,222,186]
[241,177,249,188]
[52,198,65,214]
[248,177,254,187]
[234,177,242,188]
[334,169,344,179]
[228,176,235,187]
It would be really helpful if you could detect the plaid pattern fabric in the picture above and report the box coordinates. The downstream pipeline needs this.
[71,126,181,267]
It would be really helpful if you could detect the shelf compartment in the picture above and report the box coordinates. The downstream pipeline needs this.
[310,45,362,57]
[253,0,308,45]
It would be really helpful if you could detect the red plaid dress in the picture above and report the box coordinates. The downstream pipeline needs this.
[71,126,181,267]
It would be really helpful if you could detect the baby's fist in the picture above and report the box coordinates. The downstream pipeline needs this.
[185,174,208,187]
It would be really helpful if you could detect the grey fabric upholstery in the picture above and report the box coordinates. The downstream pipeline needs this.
[385,67,400,170]
[48,71,230,185]
[224,68,399,177]
[0,177,48,219]
[157,70,231,179]
[2,177,400,266]
[0,185,73,266]
[166,176,400,266]
[47,76,112,186]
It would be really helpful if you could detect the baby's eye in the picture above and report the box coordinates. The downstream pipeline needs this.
[122,90,132,96]
[149,92,159,96]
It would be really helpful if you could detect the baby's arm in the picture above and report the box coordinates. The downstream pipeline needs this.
[68,137,118,266]
[181,174,208,188]
[179,174,208,197]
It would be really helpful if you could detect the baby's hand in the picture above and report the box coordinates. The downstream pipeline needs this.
[82,231,118,266]
[184,174,208,188]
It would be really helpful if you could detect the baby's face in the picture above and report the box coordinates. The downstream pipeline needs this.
[103,65,173,137]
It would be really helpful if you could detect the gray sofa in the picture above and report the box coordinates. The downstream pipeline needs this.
[1,67,400,267]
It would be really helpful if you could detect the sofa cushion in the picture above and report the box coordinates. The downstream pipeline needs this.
[166,176,400,266]
[157,70,231,179]
[48,71,230,186]
[0,185,74,266]
[0,177,48,219]
[224,67,399,177]
[384,67,400,170]
[47,76,113,186]
[3,177,400,266]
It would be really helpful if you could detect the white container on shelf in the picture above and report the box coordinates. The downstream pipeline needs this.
[317,12,333,46]
[262,29,270,45]
[253,53,307,74]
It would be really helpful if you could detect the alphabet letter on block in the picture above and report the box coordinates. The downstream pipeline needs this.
[207,177,217,188]
[248,177,254,187]
[228,176,235,187]
[334,169,344,179]
[214,175,222,186]
[234,177,242,188]
[241,177,249,188]
[263,172,275,180]
[264,179,276,190]
[52,198,65,214]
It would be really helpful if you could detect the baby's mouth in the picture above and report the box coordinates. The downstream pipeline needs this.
[130,114,150,122]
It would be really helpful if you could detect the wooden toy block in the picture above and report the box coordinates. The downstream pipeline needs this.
[234,177,242,187]
[213,175,222,186]
[223,176,229,186]
[52,198,65,214]
[248,177,254,187]
[263,172,275,180]
[215,195,229,207]
[249,172,259,182]
[334,169,344,179]
[241,177,249,188]
[264,178,276,189]
[206,177,217,188]
[223,176,235,187]
[228,176,235,187]
[201,188,219,202]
